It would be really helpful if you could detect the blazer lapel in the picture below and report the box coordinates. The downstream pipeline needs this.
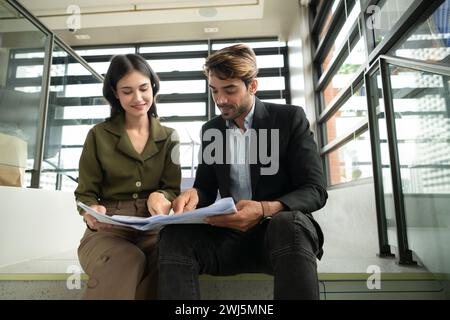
[104,113,142,162]
[250,98,271,197]
[141,116,168,161]
[215,117,230,195]
[117,134,142,162]
[104,113,168,162]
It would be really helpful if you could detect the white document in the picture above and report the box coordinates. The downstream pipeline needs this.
[77,197,237,231]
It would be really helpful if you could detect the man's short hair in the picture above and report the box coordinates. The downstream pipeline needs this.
[203,44,258,87]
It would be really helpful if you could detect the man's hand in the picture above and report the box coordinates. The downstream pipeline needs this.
[205,200,263,232]
[172,188,199,214]
[83,204,114,231]
[147,192,172,215]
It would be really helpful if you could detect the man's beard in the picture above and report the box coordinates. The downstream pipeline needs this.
[218,103,247,120]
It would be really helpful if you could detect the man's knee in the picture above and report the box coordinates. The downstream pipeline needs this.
[158,225,201,257]
[267,211,295,239]
[159,225,188,248]
[266,211,318,254]
[270,210,294,225]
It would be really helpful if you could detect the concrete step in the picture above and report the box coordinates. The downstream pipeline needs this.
[0,248,447,300]
[0,273,446,300]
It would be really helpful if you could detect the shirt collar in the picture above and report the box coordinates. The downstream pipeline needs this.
[104,112,168,142]
[226,97,256,130]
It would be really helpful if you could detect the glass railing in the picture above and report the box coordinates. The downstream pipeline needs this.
[387,58,450,277]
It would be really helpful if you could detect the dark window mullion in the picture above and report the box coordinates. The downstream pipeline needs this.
[316,20,361,90]
[314,0,347,61]
[318,70,365,124]
[157,71,205,81]
[157,93,208,104]
[311,0,334,35]
[320,120,369,156]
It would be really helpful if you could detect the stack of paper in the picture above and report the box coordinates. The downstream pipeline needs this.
[77,197,237,231]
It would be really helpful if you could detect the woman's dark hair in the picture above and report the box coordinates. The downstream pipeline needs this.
[103,54,160,118]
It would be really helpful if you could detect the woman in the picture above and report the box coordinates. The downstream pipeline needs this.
[75,54,181,299]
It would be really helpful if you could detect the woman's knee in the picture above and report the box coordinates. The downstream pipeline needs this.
[81,243,148,299]
[84,241,147,277]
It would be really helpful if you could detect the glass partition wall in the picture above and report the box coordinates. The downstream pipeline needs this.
[0,0,49,188]
[0,0,103,190]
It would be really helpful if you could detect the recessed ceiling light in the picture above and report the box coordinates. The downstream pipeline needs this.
[204,27,219,33]
[75,34,90,40]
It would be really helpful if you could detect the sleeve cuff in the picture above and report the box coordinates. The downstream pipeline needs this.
[155,190,175,202]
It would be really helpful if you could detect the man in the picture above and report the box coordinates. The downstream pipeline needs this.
[158,44,328,300]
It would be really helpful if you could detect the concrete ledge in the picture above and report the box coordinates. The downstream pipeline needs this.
[0,187,85,267]
[0,272,443,281]
[0,273,446,300]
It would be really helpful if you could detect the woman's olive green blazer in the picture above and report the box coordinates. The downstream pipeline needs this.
[75,113,181,211]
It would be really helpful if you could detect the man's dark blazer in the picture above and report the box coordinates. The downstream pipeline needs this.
[193,97,328,255]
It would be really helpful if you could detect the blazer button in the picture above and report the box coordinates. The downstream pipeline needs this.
[136,181,142,187]
[132,193,138,199]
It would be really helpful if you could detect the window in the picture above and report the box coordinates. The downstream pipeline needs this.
[320,0,361,73]
[318,0,340,43]
[391,0,450,63]
[371,0,416,46]
[158,102,206,118]
[312,0,372,187]
[321,35,366,109]
[75,47,135,56]
[327,130,373,185]
[325,82,368,144]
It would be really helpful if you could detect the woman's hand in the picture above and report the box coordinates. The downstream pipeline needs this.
[147,192,172,215]
[83,204,114,231]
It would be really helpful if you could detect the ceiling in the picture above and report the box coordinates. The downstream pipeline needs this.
[8,0,301,45]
